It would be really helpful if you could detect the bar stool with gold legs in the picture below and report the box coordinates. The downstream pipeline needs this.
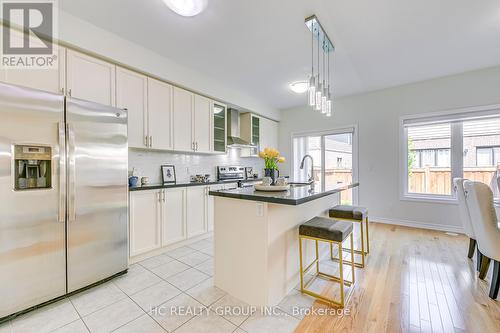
[328,205,369,268]
[298,216,355,308]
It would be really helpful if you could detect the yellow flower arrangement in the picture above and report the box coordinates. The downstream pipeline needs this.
[259,148,285,170]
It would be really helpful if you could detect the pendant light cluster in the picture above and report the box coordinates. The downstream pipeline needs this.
[305,15,334,117]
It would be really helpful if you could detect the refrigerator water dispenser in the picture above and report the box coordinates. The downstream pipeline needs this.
[14,145,52,190]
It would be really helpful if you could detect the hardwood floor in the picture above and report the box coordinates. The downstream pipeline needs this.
[293,222,500,333]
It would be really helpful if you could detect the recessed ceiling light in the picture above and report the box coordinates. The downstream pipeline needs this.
[163,0,208,17]
[289,81,309,94]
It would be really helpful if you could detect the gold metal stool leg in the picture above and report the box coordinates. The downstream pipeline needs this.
[365,216,370,254]
[331,219,366,268]
[315,240,319,273]
[350,233,355,284]
[339,243,344,306]
[299,237,304,291]
[299,235,355,308]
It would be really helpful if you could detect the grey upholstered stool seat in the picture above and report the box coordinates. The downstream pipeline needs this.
[299,217,353,242]
[329,205,367,221]
[298,216,355,308]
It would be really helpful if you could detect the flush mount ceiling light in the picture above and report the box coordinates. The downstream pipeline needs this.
[305,15,334,117]
[289,81,309,94]
[163,0,208,17]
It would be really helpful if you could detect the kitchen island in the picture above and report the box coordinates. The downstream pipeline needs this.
[209,182,359,306]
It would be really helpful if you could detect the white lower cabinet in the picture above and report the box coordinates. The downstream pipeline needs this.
[129,185,217,259]
[186,187,207,238]
[129,190,162,257]
[162,188,186,246]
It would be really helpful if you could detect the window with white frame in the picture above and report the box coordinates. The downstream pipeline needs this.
[402,108,500,201]
[292,128,357,205]
[476,146,500,167]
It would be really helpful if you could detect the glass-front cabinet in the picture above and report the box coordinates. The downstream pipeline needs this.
[240,112,260,157]
[251,115,260,147]
[212,102,227,153]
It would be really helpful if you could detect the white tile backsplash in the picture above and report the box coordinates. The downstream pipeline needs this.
[129,148,263,184]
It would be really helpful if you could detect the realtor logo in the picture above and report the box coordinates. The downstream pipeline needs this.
[1,0,58,69]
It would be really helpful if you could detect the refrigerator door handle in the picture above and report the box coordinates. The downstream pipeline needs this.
[58,122,66,222]
[67,123,76,221]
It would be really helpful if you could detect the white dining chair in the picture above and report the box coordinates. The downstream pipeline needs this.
[464,180,500,299]
[453,178,476,260]
[497,174,500,201]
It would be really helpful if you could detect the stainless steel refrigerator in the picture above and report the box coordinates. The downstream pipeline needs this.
[0,82,128,320]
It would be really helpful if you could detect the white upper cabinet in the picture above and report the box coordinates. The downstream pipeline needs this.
[148,78,173,150]
[162,188,186,246]
[173,90,217,153]
[173,87,194,151]
[0,30,65,94]
[1,34,228,155]
[186,186,207,238]
[260,117,279,150]
[66,49,116,106]
[193,95,212,153]
[116,67,148,148]
[129,190,162,257]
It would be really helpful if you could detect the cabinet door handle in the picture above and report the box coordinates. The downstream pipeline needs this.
[149,136,153,148]
[68,89,72,97]
[195,142,198,151]
[145,135,149,147]
[61,88,65,95]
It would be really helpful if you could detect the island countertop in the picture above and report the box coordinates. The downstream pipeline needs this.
[209,182,359,205]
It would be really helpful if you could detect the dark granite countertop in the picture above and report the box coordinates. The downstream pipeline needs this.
[209,182,359,206]
[129,178,262,191]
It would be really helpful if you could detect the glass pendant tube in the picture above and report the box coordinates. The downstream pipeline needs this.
[315,28,322,111]
[326,47,332,116]
[321,38,327,114]
[308,21,316,107]
[326,91,332,117]
[308,76,316,107]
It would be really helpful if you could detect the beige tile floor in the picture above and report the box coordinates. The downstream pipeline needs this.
[0,236,309,333]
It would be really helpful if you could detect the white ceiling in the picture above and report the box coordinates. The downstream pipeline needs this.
[61,0,500,110]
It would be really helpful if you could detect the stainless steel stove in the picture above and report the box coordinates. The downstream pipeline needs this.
[217,165,245,181]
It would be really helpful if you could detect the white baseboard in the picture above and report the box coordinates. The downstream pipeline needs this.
[371,216,464,234]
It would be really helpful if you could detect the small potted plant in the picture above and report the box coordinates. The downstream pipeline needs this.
[259,148,285,185]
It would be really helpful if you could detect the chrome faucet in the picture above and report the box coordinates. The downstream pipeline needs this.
[300,154,315,190]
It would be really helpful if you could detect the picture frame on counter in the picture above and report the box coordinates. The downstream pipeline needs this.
[161,165,176,184]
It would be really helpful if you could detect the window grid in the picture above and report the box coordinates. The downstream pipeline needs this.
[403,113,500,201]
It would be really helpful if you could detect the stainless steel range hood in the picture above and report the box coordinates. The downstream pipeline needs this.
[227,109,256,148]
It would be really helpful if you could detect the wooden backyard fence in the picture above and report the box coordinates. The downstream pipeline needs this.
[321,167,499,201]
[409,167,499,196]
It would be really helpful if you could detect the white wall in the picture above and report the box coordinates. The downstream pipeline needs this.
[279,65,500,232]
[58,11,280,121]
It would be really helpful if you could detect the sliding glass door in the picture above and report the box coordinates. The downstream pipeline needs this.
[292,128,357,204]
[324,133,354,204]
[292,135,323,186]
